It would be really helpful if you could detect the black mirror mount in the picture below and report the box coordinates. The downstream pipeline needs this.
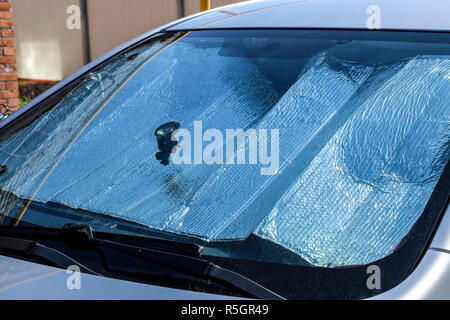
[154,121,180,166]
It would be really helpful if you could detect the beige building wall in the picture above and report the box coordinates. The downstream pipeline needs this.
[87,0,179,59]
[13,0,244,81]
[12,0,85,81]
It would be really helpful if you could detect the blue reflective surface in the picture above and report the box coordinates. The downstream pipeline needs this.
[0,31,449,267]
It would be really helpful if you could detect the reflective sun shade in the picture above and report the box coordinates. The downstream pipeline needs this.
[0,30,448,267]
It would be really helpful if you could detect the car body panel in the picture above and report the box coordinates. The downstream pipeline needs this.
[0,0,448,300]
[368,203,450,299]
[0,255,233,300]
[430,205,450,252]
[168,0,450,31]
[370,250,450,300]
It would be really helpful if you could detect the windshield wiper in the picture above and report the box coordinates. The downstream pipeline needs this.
[0,223,202,257]
[62,224,284,300]
[0,224,284,300]
[0,235,99,275]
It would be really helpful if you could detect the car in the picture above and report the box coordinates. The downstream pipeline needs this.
[0,0,449,300]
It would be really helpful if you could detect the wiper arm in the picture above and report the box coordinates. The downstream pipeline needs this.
[0,224,202,257]
[61,224,284,300]
[0,235,99,275]
[0,224,284,299]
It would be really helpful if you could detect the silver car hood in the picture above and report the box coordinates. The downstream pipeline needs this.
[0,255,231,300]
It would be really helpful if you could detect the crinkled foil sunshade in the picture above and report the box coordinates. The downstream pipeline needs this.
[0,37,448,267]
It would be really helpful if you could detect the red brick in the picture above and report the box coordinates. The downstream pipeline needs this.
[0,56,15,63]
[2,64,16,72]
[0,38,14,47]
[7,98,19,107]
[3,47,15,56]
[5,81,17,90]
[0,0,18,112]
[0,3,11,11]
[0,73,17,81]
[1,29,12,37]
[0,12,11,19]
[0,89,18,98]
[7,106,20,113]
[0,20,12,28]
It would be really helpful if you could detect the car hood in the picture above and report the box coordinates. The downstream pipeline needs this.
[0,254,231,300]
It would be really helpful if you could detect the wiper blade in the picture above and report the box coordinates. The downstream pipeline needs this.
[61,224,284,300]
[0,235,99,275]
[0,224,202,257]
[0,224,284,299]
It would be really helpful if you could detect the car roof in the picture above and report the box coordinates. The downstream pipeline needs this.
[167,0,450,31]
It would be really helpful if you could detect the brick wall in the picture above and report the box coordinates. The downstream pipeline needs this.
[0,0,18,114]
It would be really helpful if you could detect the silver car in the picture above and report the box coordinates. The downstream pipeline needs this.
[0,0,449,300]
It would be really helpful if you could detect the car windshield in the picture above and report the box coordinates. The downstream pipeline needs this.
[0,30,449,296]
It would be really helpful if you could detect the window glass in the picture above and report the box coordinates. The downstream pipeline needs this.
[0,30,449,269]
